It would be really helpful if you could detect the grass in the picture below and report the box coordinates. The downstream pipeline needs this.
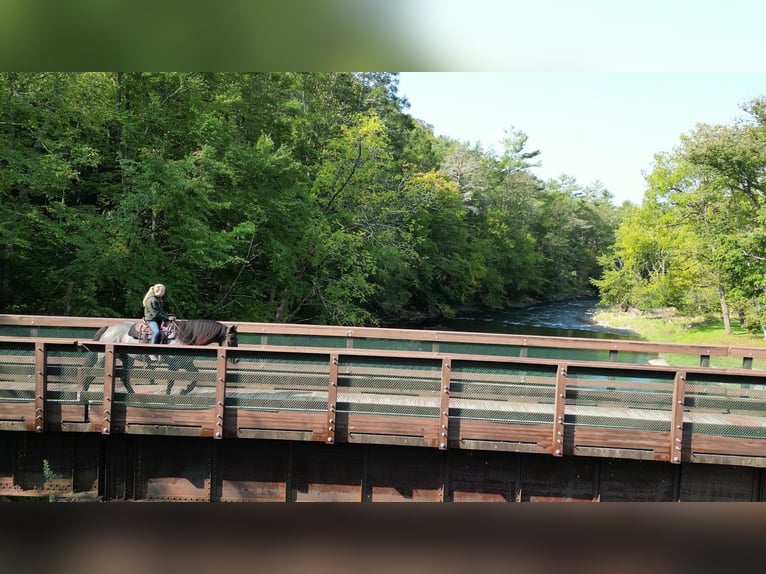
[593,307,766,368]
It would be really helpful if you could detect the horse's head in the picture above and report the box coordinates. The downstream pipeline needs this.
[224,324,239,364]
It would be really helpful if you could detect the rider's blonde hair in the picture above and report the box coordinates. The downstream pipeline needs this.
[142,283,166,307]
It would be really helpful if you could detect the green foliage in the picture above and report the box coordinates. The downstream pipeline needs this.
[0,72,622,325]
[600,97,766,334]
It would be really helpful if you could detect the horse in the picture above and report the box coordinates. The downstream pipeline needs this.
[84,319,239,393]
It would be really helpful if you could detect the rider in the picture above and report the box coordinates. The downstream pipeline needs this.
[142,283,169,345]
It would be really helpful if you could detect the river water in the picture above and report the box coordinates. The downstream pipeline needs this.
[413,298,639,340]
[404,298,652,363]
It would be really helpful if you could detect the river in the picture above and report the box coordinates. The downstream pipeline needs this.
[411,298,639,340]
[402,298,652,363]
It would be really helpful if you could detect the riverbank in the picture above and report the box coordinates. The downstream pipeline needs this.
[593,306,766,348]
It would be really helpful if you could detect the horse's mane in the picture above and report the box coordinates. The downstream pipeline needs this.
[174,319,225,345]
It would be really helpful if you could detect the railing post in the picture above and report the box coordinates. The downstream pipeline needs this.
[325,353,339,444]
[33,341,47,432]
[102,343,115,435]
[669,370,686,464]
[552,364,567,456]
[214,349,228,439]
[439,357,451,450]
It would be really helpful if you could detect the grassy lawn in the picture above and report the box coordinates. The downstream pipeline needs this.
[593,307,766,369]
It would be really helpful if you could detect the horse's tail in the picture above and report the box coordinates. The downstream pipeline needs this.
[93,325,109,341]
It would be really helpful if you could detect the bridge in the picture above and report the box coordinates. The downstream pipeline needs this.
[0,314,764,501]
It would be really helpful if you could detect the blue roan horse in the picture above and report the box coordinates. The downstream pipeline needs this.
[85,319,239,394]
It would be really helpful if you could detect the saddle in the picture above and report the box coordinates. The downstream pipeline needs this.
[130,317,176,344]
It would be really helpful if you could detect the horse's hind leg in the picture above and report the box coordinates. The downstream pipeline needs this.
[180,380,197,395]
[81,351,104,392]
[118,353,135,394]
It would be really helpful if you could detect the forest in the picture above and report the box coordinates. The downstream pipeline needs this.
[1,72,762,332]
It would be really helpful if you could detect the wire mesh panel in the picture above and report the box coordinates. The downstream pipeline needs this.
[115,348,219,410]
[45,346,101,428]
[336,356,442,419]
[0,342,36,415]
[450,360,558,425]
[244,333,347,349]
[225,352,330,413]
[0,325,96,338]
[684,371,766,440]
[351,338,440,353]
[564,366,675,432]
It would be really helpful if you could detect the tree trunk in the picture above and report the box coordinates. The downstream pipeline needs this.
[718,284,731,334]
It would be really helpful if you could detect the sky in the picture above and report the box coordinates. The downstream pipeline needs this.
[391,0,766,205]
[397,73,766,205]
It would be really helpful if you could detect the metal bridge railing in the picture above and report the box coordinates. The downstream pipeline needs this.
[0,334,764,468]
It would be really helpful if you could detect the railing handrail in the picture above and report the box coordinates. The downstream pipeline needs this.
[3,313,766,366]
